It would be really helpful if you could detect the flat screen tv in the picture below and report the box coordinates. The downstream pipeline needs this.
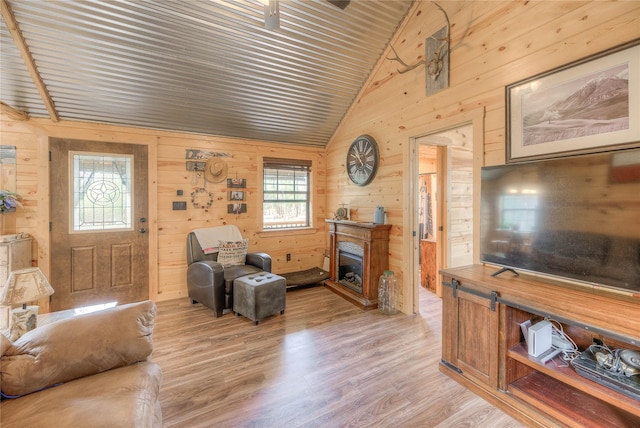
[480,147,640,294]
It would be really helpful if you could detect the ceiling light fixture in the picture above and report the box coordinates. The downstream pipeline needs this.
[263,0,280,30]
[261,0,349,31]
[328,0,350,9]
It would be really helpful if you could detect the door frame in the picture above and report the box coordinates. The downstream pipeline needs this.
[36,134,158,313]
[405,107,485,314]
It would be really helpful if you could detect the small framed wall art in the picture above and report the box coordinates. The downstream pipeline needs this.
[227,178,246,188]
[229,190,245,201]
[228,203,247,214]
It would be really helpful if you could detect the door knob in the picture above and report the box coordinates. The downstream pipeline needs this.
[139,228,147,233]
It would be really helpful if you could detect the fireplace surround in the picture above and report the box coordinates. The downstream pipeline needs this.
[325,220,391,309]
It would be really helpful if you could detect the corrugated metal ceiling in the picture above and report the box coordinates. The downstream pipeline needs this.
[1,0,412,146]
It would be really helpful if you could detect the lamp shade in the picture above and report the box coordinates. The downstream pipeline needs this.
[1,267,54,306]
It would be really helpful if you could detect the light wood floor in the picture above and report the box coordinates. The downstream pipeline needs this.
[152,285,525,427]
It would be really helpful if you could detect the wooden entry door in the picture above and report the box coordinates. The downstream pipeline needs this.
[49,139,149,311]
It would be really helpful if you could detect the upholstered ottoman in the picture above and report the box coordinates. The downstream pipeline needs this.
[233,273,286,325]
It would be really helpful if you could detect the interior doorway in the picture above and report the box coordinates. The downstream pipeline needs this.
[418,157,438,294]
[414,124,475,306]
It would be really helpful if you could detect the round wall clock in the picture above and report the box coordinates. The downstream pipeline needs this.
[346,134,379,186]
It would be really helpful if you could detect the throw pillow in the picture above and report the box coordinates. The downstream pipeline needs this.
[217,239,249,266]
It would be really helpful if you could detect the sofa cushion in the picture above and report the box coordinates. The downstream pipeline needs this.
[0,300,156,397]
[0,334,13,356]
[0,361,162,428]
[223,264,263,290]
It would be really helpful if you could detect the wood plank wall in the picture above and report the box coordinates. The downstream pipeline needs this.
[325,0,640,313]
[0,118,327,304]
[1,1,638,311]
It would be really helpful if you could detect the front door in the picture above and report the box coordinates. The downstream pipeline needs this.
[49,139,149,311]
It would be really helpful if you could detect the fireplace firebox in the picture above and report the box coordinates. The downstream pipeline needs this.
[338,251,363,294]
[325,220,391,310]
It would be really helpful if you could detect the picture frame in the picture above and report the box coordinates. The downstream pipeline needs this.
[227,203,247,214]
[228,190,244,201]
[227,178,246,188]
[506,39,640,163]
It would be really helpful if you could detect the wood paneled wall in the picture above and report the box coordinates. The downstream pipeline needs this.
[1,1,638,311]
[325,0,640,313]
[0,118,327,303]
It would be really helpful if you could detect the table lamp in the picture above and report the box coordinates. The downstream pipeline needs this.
[1,267,55,341]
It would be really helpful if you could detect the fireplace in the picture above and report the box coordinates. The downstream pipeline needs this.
[325,220,391,310]
[338,251,363,294]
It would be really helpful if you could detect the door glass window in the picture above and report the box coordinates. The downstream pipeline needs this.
[71,152,133,232]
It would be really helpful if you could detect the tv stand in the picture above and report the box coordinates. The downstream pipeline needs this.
[491,266,519,277]
[440,264,640,427]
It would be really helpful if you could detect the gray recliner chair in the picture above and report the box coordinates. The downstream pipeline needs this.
[186,227,272,317]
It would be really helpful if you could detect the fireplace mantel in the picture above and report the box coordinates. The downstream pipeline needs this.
[325,220,391,310]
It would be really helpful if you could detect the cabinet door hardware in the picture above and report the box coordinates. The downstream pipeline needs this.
[443,278,499,311]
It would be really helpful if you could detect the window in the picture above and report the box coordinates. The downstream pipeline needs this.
[263,158,311,229]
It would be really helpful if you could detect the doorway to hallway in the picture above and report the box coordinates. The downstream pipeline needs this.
[414,124,474,311]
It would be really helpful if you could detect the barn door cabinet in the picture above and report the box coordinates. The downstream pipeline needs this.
[440,265,640,428]
[441,276,499,389]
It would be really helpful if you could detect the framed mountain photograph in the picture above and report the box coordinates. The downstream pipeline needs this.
[506,39,640,163]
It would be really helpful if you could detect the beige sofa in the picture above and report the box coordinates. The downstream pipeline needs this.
[0,300,162,427]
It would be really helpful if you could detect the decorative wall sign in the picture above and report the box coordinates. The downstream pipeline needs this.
[228,203,247,214]
[227,178,246,188]
[506,40,640,163]
[172,201,187,211]
[185,149,231,159]
[185,161,205,171]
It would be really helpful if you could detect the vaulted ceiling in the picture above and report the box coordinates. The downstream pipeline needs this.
[0,0,412,147]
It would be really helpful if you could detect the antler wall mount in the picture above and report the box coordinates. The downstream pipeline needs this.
[386,2,450,96]
[386,45,425,74]
[425,2,450,95]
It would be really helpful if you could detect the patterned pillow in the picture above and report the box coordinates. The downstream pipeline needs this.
[217,239,249,266]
